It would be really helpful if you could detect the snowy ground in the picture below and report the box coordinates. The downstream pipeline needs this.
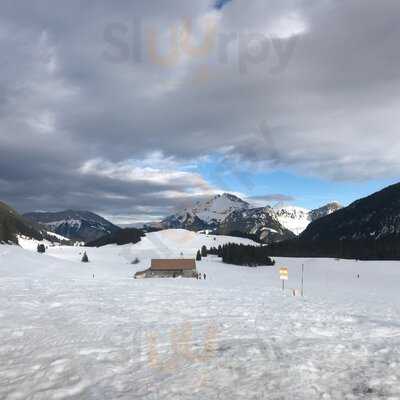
[1,230,400,399]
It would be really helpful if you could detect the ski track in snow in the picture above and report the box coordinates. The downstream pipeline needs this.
[1,230,400,399]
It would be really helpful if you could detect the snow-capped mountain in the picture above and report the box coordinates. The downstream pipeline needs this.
[162,193,342,241]
[274,202,342,235]
[273,206,311,235]
[191,193,250,224]
[23,210,121,243]
[218,207,296,243]
[162,193,292,243]
[162,193,250,230]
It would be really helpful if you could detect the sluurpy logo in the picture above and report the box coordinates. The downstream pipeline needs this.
[145,321,218,372]
[101,17,298,79]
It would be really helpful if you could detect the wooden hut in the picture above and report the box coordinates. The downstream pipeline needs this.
[134,259,197,279]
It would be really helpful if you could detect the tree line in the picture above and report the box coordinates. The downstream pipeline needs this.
[265,236,400,260]
[196,243,275,267]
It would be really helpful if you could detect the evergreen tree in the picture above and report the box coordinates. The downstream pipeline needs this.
[201,245,207,257]
[207,247,218,255]
[196,250,202,261]
[81,251,89,263]
[37,244,46,254]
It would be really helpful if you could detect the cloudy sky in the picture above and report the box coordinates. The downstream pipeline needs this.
[1,0,399,223]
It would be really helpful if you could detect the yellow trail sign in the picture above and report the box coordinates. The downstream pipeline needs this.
[279,267,288,280]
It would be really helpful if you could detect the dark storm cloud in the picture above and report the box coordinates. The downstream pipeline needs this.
[0,0,399,222]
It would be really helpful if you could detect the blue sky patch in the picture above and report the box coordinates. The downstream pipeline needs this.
[193,157,397,209]
[214,0,233,10]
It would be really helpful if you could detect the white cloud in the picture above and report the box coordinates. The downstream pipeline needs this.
[268,12,307,39]
[79,157,208,188]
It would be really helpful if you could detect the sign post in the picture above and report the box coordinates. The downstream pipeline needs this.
[279,267,288,291]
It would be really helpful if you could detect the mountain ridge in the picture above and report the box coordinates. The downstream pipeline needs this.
[161,193,341,243]
[23,210,121,243]
[218,206,296,244]
[300,183,400,241]
[0,201,71,245]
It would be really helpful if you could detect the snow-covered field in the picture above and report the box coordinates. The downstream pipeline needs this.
[1,230,400,399]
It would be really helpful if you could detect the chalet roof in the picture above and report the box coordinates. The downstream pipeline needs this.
[150,259,196,271]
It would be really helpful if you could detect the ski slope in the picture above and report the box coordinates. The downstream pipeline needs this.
[1,230,400,399]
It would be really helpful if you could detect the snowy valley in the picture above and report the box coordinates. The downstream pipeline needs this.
[1,230,400,399]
